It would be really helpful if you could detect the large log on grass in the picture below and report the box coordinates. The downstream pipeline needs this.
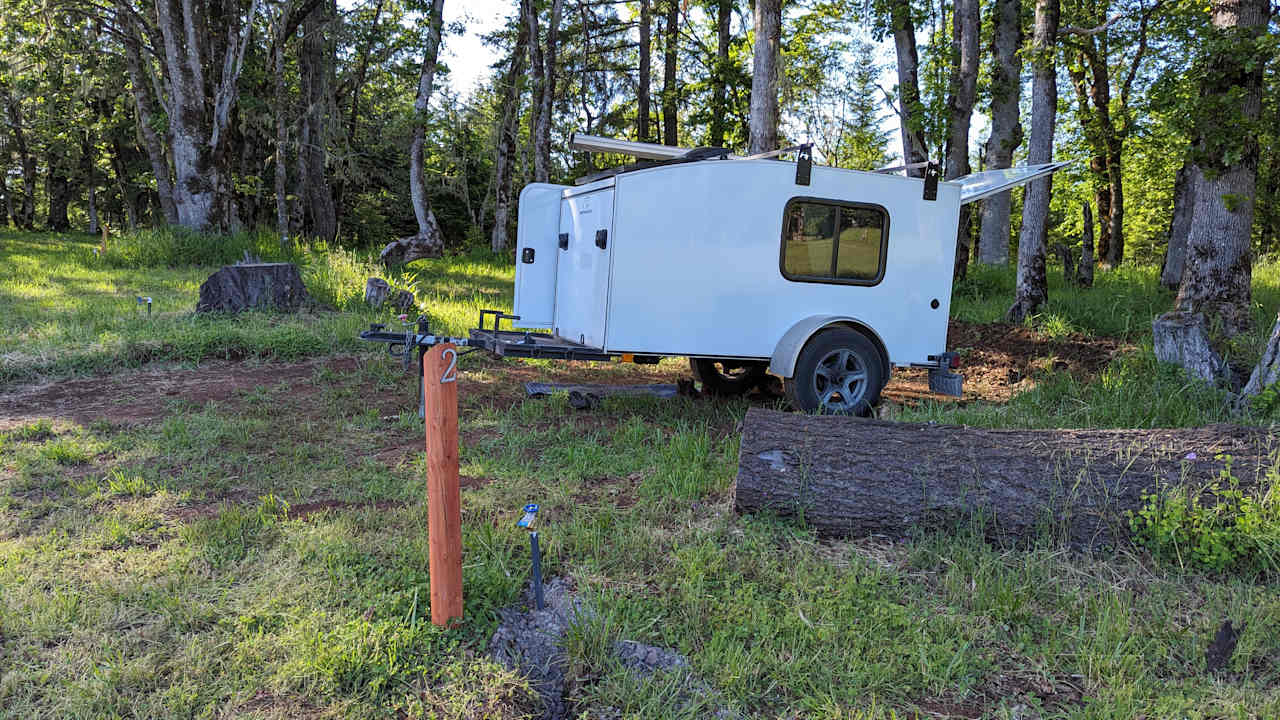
[196,263,314,313]
[734,408,1272,549]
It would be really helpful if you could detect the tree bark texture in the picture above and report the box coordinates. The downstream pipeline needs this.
[1161,158,1194,290]
[977,0,1022,266]
[1238,311,1280,406]
[3,89,36,230]
[1077,201,1095,287]
[109,137,140,230]
[1152,311,1230,383]
[638,0,652,142]
[944,0,980,281]
[390,0,446,263]
[0,162,9,227]
[120,23,179,226]
[710,0,731,148]
[151,0,263,231]
[1068,55,1112,263]
[534,0,563,181]
[490,10,530,253]
[733,408,1273,549]
[297,0,338,242]
[749,0,780,154]
[889,0,927,177]
[1169,0,1270,342]
[45,153,72,232]
[272,14,291,245]
[524,0,546,179]
[661,0,679,146]
[1007,0,1059,323]
[196,263,315,313]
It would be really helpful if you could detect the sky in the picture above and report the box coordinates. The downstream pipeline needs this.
[437,0,990,165]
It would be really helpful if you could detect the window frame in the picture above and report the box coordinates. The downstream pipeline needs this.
[777,196,890,287]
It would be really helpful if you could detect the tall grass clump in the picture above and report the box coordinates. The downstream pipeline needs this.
[300,243,386,311]
[99,226,304,268]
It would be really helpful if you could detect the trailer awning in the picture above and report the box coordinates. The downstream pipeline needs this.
[954,162,1070,205]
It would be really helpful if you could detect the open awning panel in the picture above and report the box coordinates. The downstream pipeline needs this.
[954,162,1071,205]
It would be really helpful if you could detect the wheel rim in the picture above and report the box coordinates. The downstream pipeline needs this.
[811,349,868,412]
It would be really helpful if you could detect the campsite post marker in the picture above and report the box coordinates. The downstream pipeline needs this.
[424,342,463,626]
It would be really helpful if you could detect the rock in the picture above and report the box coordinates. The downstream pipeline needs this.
[364,277,391,308]
[1152,311,1229,384]
[196,263,313,314]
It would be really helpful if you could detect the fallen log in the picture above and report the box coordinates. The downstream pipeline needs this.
[733,408,1274,549]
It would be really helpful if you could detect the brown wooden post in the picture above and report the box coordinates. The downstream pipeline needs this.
[424,343,463,626]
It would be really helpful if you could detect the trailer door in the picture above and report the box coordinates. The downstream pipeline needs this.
[554,188,614,347]
[513,183,567,328]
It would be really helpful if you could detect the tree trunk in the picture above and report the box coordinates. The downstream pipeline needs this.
[384,0,447,264]
[81,132,99,235]
[944,0,979,281]
[889,0,927,176]
[346,0,385,143]
[748,0,781,154]
[1162,0,1270,354]
[109,137,139,231]
[534,0,563,181]
[661,0,679,146]
[1161,158,1194,290]
[490,8,530,254]
[4,90,37,230]
[733,408,1272,549]
[638,0,652,142]
[1105,138,1124,264]
[297,0,338,241]
[120,25,178,226]
[1077,201,1094,287]
[45,156,72,232]
[1007,0,1059,323]
[1068,56,1112,264]
[977,0,1022,266]
[0,161,10,227]
[272,19,290,246]
[710,0,731,148]
[523,0,546,180]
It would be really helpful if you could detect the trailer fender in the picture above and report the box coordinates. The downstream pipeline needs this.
[768,316,890,380]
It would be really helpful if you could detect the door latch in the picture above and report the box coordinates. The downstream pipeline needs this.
[558,233,569,250]
[521,247,536,263]
[595,229,608,249]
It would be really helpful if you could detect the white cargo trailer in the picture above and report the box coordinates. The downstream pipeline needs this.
[465,134,1066,414]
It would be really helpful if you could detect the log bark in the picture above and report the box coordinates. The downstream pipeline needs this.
[196,263,315,313]
[1007,0,1059,323]
[733,408,1271,548]
[748,0,780,154]
[976,0,1022,266]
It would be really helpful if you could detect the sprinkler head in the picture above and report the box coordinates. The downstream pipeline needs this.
[517,503,539,528]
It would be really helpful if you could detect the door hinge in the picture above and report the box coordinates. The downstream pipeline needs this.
[595,229,608,249]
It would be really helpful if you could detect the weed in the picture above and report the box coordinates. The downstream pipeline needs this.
[39,438,91,465]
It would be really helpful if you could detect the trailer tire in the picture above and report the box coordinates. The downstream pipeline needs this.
[690,358,769,396]
[784,328,885,416]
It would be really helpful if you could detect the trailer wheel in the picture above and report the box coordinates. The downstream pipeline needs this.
[784,328,885,415]
[690,358,768,396]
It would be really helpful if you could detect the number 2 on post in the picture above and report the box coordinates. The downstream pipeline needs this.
[440,348,458,384]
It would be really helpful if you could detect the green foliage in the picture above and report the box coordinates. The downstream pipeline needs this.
[1130,457,1280,575]
[99,227,304,268]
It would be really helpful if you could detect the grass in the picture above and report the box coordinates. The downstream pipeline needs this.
[1,230,1280,717]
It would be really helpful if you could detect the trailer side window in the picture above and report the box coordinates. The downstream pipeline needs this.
[781,200,887,285]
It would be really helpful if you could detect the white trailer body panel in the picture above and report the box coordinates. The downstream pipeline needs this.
[603,160,959,366]
[553,187,615,347]
[513,183,570,328]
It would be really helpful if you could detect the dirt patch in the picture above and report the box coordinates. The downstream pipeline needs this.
[0,356,364,430]
[884,320,1133,405]
[571,473,641,509]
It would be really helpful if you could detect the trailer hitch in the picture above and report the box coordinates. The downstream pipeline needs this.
[359,315,471,417]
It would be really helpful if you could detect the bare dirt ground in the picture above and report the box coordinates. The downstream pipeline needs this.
[0,320,1131,431]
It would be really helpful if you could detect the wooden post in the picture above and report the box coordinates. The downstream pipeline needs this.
[424,343,463,626]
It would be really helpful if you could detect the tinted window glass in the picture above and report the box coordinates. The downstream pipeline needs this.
[781,200,886,284]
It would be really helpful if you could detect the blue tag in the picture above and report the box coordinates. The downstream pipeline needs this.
[517,503,539,528]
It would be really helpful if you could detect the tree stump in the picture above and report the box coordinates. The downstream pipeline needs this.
[1076,202,1094,287]
[365,277,392,308]
[196,263,314,313]
[733,408,1270,548]
[1152,311,1229,384]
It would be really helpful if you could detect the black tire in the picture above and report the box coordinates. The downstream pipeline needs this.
[689,358,769,396]
[784,328,885,415]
